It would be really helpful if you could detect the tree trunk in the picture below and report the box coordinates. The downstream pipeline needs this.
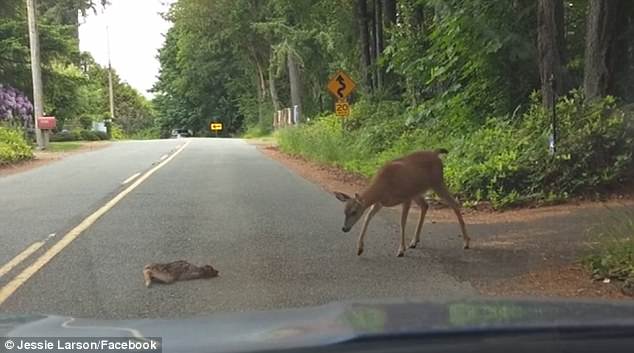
[356,0,373,91]
[583,0,621,100]
[368,0,376,90]
[287,50,302,123]
[255,60,266,126]
[374,0,384,91]
[383,0,397,27]
[268,62,280,112]
[611,2,634,100]
[537,0,567,111]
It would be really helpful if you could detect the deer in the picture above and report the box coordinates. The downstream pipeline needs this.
[334,149,470,257]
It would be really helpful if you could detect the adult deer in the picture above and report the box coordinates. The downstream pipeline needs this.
[334,149,470,257]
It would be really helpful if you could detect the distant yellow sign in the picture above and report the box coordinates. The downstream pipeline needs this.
[335,99,350,117]
[210,123,223,131]
[327,70,356,99]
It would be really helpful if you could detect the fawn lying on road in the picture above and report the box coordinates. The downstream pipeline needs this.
[143,260,218,287]
[334,149,470,257]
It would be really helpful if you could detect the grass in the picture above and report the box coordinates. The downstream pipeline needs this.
[583,207,634,283]
[47,141,84,152]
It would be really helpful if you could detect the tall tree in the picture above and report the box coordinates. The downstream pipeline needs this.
[383,0,397,28]
[583,0,621,100]
[373,0,384,90]
[356,0,372,91]
[537,0,567,110]
[287,50,302,122]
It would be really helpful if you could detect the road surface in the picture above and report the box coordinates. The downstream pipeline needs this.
[0,138,479,319]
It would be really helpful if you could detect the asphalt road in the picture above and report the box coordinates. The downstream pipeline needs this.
[1,138,476,319]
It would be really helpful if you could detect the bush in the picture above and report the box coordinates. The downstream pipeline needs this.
[50,130,80,142]
[242,125,271,139]
[0,126,33,165]
[79,130,101,141]
[126,127,160,140]
[50,129,109,142]
[584,207,634,285]
[95,131,109,140]
[111,124,125,140]
[278,91,634,209]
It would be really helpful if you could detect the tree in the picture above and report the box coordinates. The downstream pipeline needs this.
[356,0,372,91]
[583,0,622,100]
[537,0,567,110]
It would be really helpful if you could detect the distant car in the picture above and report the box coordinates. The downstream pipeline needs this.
[171,128,192,138]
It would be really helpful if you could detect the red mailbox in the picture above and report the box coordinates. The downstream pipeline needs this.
[37,116,57,130]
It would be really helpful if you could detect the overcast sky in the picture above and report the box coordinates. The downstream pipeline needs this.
[78,0,175,98]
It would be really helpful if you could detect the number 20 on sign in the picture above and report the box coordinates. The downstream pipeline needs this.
[335,99,350,117]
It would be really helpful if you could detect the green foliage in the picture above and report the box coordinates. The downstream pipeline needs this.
[1,0,151,136]
[47,141,83,152]
[242,125,272,139]
[50,130,80,142]
[50,129,108,142]
[0,126,33,164]
[125,127,161,140]
[584,207,634,283]
[279,93,634,209]
[110,124,125,140]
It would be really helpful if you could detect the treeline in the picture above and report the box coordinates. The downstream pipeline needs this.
[155,0,633,207]
[0,0,155,137]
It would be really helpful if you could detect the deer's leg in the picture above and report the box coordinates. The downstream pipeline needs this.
[143,268,152,287]
[357,204,382,256]
[397,200,411,257]
[146,270,176,285]
[434,184,470,249]
[409,196,429,249]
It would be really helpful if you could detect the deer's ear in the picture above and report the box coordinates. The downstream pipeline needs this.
[334,191,351,202]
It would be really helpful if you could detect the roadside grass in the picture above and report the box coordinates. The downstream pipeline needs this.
[583,206,634,292]
[47,141,84,152]
[243,129,278,146]
[242,126,272,139]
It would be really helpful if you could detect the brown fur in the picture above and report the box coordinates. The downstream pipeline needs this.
[334,149,470,257]
[143,260,218,287]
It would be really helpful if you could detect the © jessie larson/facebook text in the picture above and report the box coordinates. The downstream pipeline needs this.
[7,338,159,351]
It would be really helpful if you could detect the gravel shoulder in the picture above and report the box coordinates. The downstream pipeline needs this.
[253,141,634,300]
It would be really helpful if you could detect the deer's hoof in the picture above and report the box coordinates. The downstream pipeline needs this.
[397,251,405,257]
[463,242,470,250]
[408,242,418,249]
[357,248,364,256]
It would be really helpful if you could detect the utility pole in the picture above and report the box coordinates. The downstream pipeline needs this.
[106,25,115,135]
[25,0,46,149]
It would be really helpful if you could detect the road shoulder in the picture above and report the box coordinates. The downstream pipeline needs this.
[253,141,633,301]
[0,141,111,177]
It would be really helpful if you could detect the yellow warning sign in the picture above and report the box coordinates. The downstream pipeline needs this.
[327,70,357,99]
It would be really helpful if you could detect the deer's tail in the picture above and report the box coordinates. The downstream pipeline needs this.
[434,148,449,155]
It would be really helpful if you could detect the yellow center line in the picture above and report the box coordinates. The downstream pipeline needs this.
[0,241,45,278]
[0,141,190,306]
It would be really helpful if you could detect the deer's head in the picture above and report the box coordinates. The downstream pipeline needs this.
[334,192,366,232]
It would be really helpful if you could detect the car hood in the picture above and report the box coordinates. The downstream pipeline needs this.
[2,298,634,352]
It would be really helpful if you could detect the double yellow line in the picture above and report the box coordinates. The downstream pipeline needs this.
[0,141,190,306]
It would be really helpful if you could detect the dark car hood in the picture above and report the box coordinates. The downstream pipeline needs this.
[3,298,634,352]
